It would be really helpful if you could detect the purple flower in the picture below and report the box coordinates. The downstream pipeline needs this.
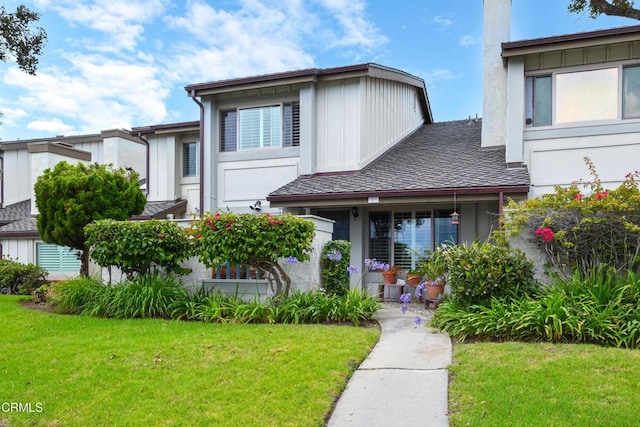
[415,282,426,299]
[414,316,421,326]
[327,250,342,262]
[399,293,412,304]
[400,304,407,314]
[347,265,359,274]
[285,256,298,264]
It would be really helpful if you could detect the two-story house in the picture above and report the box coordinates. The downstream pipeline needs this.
[484,0,640,197]
[0,130,187,279]
[185,63,530,287]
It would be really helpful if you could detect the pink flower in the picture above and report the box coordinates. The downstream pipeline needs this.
[596,191,609,200]
[574,193,583,201]
[535,227,554,242]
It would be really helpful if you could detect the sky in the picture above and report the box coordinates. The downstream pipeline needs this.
[0,0,637,141]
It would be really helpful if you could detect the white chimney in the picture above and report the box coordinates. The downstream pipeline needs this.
[481,0,511,147]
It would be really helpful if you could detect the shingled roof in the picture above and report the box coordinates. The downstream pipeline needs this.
[268,119,530,203]
[0,199,189,238]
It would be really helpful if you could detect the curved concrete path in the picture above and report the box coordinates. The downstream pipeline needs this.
[327,304,452,427]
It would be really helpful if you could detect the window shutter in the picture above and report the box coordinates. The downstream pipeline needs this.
[182,142,198,177]
[283,102,300,147]
[37,243,81,272]
[220,110,237,152]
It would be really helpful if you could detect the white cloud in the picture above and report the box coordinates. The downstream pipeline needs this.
[459,35,480,47]
[422,68,456,86]
[0,106,28,127]
[432,15,454,28]
[317,0,388,50]
[27,118,75,134]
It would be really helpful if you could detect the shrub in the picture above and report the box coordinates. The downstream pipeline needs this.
[500,158,640,277]
[443,242,537,306]
[431,266,640,348]
[190,212,315,296]
[85,219,193,278]
[320,240,351,296]
[0,258,47,295]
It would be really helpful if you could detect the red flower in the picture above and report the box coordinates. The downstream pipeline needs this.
[214,212,220,220]
[596,191,609,200]
[535,227,554,242]
[574,193,583,201]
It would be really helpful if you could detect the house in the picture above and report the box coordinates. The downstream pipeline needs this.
[185,63,530,289]
[485,0,640,197]
[0,130,187,280]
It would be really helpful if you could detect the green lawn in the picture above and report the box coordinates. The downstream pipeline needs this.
[0,296,379,426]
[450,341,640,426]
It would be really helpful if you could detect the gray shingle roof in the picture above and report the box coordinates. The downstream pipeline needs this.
[268,119,530,201]
[0,199,188,238]
[0,200,31,224]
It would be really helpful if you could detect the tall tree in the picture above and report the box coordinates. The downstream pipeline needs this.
[0,4,47,75]
[569,0,640,20]
[34,162,147,276]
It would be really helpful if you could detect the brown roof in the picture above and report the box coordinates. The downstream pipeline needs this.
[503,25,640,57]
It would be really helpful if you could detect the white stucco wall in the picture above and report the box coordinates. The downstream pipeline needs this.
[102,136,146,177]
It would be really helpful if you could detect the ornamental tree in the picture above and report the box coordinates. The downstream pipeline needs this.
[189,212,315,297]
[501,158,640,277]
[34,161,147,276]
[85,219,192,279]
[0,5,47,75]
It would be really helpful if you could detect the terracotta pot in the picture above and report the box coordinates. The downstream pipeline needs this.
[426,280,445,299]
[406,274,423,286]
[382,272,397,284]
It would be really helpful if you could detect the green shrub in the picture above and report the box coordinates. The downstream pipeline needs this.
[320,240,351,296]
[443,242,537,306]
[500,159,640,277]
[0,258,47,295]
[431,266,640,348]
[85,219,193,278]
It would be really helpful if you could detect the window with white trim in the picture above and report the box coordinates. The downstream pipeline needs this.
[220,102,300,152]
[525,64,640,127]
[36,243,81,272]
[182,142,199,177]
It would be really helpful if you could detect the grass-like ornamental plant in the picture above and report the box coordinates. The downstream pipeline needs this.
[432,265,640,348]
[189,212,315,297]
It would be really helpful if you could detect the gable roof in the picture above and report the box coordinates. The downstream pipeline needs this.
[268,119,530,204]
[185,63,433,124]
[0,200,31,225]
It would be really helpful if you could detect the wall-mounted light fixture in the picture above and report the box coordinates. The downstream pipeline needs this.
[451,193,460,225]
[351,206,359,219]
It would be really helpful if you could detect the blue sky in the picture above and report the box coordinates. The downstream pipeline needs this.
[0,0,636,141]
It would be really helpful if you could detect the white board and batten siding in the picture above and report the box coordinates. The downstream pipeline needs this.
[2,149,30,206]
[315,76,425,173]
[146,134,179,202]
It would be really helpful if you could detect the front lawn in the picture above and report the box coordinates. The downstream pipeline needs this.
[0,296,379,426]
[449,341,640,426]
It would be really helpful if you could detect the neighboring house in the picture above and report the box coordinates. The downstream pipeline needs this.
[185,63,530,288]
[0,130,186,279]
[485,0,640,197]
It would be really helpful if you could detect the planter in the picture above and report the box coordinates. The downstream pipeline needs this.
[406,274,423,286]
[382,272,397,284]
[426,280,445,299]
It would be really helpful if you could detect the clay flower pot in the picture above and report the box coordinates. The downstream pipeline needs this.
[426,279,445,299]
[406,274,423,286]
[382,272,397,284]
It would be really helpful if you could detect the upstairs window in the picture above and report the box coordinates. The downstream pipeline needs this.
[525,65,640,127]
[182,142,199,177]
[220,102,300,152]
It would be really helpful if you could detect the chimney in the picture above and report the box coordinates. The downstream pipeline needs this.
[481,0,511,147]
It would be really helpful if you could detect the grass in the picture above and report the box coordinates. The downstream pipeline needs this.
[0,296,379,426]
[449,341,640,426]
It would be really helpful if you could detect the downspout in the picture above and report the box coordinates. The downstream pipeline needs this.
[189,89,205,215]
[135,133,150,196]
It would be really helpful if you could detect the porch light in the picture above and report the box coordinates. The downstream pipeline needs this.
[451,192,460,225]
[351,206,359,219]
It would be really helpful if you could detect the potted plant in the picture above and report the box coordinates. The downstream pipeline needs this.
[381,265,401,284]
[405,267,424,286]
[419,248,447,299]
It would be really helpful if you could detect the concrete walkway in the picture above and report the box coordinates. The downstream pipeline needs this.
[327,303,452,427]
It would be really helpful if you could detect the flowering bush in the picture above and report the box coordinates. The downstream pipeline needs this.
[501,157,640,277]
[320,240,351,296]
[189,212,315,297]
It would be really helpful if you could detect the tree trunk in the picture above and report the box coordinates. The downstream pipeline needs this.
[80,248,90,277]
[248,256,292,298]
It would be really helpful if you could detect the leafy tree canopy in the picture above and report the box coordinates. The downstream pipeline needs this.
[569,0,640,20]
[34,161,146,275]
[0,4,47,75]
